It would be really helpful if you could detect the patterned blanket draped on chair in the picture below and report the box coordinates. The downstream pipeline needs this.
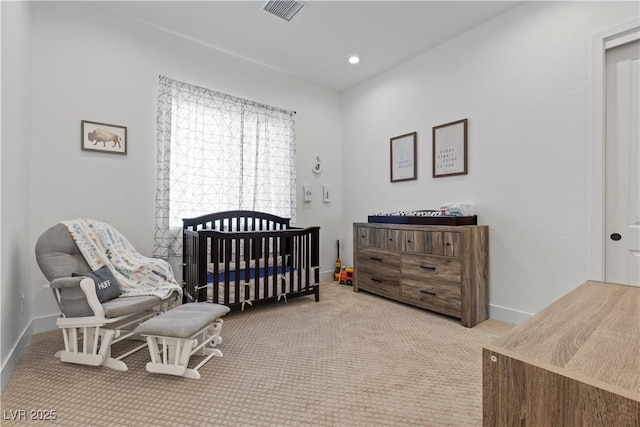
[63,219,181,300]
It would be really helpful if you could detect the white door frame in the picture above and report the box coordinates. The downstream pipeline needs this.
[589,18,640,281]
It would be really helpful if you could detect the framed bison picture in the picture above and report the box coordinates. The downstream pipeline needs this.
[81,120,127,154]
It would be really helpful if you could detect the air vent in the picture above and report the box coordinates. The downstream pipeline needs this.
[263,0,304,22]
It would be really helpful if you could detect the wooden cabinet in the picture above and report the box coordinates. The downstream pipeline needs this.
[353,222,489,327]
[483,281,639,426]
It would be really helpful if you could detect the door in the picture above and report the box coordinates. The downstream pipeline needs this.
[605,40,640,286]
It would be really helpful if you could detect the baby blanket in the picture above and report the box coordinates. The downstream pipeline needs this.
[63,219,182,300]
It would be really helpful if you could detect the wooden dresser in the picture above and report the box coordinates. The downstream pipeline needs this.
[483,280,639,426]
[352,222,489,327]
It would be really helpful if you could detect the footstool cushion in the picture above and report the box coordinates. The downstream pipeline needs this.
[135,303,230,338]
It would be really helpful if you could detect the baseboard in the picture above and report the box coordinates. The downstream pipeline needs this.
[319,270,333,282]
[1,313,59,392]
[489,303,532,325]
[1,321,34,392]
[34,313,59,333]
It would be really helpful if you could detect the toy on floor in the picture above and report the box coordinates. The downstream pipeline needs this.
[339,267,354,286]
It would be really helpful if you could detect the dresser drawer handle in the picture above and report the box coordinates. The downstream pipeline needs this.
[370,257,383,262]
[420,265,436,271]
[371,278,383,283]
[420,290,437,296]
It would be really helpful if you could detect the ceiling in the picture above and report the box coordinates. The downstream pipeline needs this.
[98,1,524,92]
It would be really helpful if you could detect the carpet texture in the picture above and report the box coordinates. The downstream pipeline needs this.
[1,282,512,426]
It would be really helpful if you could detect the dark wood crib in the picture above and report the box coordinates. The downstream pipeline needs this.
[182,210,320,310]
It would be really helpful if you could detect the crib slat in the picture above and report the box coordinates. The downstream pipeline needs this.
[304,235,311,287]
[212,235,220,305]
[243,236,250,300]
[197,232,208,302]
[224,238,231,305]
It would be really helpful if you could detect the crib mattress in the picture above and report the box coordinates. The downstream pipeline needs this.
[206,268,311,307]
[207,265,290,283]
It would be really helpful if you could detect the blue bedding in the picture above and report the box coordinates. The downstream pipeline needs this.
[208,265,291,283]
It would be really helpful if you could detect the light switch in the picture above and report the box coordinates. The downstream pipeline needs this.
[322,185,330,203]
[303,184,313,202]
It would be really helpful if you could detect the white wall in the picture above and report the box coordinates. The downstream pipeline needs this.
[1,1,33,390]
[342,1,639,323]
[28,2,342,321]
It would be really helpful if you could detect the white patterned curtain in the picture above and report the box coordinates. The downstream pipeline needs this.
[155,76,296,258]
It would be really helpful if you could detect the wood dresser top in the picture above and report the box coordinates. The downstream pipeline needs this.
[353,222,486,231]
[485,280,640,399]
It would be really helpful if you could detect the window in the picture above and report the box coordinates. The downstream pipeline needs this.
[155,76,296,257]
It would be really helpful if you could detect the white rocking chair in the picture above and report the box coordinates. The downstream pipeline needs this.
[35,223,180,371]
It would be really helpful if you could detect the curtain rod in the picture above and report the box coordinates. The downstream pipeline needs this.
[158,75,296,115]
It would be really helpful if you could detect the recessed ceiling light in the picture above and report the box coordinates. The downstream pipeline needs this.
[348,55,360,65]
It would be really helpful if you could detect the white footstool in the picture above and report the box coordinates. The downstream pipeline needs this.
[134,303,230,379]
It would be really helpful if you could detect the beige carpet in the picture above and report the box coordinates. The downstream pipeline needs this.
[1,282,512,426]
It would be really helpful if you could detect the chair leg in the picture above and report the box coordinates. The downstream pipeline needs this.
[143,319,225,379]
[57,326,130,371]
[144,337,193,377]
[102,357,128,371]
[203,319,223,354]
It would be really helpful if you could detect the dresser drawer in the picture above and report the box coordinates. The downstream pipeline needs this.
[356,227,401,250]
[356,248,400,298]
[401,277,461,318]
[356,226,375,247]
[357,271,400,299]
[403,230,461,256]
[357,247,400,271]
[401,253,462,283]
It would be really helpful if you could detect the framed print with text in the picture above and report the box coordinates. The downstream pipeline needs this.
[432,119,467,178]
[390,131,417,182]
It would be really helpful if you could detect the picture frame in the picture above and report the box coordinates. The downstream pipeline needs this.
[390,131,417,182]
[81,120,127,155]
[432,118,467,178]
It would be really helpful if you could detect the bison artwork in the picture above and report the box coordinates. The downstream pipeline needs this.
[88,128,122,149]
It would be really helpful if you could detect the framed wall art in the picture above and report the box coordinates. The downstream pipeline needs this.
[432,118,467,178]
[81,120,127,155]
[390,131,417,182]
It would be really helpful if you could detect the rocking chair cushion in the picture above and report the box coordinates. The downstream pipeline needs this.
[35,223,91,280]
[73,266,122,303]
[101,295,165,318]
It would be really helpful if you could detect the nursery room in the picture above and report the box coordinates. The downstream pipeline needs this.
[1,1,638,426]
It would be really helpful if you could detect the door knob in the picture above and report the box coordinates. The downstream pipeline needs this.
[610,233,622,241]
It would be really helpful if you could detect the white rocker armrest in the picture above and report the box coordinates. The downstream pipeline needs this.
[79,278,105,318]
